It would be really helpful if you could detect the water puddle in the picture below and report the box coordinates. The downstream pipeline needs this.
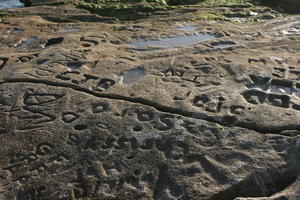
[131,33,216,50]
[295,84,300,97]
[0,0,23,10]
[15,37,37,48]
[248,84,267,91]
[296,91,300,98]
[63,27,81,33]
[176,24,197,31]
[248,75,300,98]
[247,75,270,91]
[121,68,146,84]
[249,80,300,98]
[270,80,293,95]
[271,85,292,94]
[10,28,24,34]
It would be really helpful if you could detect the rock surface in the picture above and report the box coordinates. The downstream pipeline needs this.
[0,1,300,200]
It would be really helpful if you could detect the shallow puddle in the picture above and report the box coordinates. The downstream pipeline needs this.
[63,27,81,33]
[249,79,300,98]
[15,37,37,48]
[176,24,197,31]
[271,85,292,94]
[249,84,267,91]
[10,28,24,34]
[0,0,23,10]
[121,68,146,84]
[131,33,216,49]
[295,85,300,97]
[270,80,293,95]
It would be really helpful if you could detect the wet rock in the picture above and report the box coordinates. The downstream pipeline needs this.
[19,0,63,7]
[263,0,300,13]
[19,0,31,7]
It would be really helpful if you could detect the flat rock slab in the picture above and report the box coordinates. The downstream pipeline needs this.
[0,4,300,200]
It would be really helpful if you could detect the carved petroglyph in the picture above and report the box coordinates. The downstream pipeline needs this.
[55,70,116,91]
[16,54,38,63]
[192,94,227,114]
[1,4,300,199]
[0,80,298,200]
[272,65,300,81]
[5,141,73,185]
[0,88,66,131]
[243,74,300,110]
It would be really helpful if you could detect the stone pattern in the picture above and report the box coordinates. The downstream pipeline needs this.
[0,2,300,200]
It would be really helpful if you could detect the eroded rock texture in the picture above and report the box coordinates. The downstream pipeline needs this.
[0,2,300,200]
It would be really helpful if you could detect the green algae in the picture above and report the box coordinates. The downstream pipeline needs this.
[0,10,27,18]
[69,0,265,20]
[70,0,171,20]
[0,0,281,22]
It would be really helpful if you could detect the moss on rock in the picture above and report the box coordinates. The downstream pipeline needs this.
[68,0,266,20]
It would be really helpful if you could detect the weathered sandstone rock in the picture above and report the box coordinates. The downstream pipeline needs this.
[1,2,300,200]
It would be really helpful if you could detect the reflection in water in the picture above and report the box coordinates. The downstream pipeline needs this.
[295,86,300,97]
[15,37,37,48]
[0,0,23,10]
[271,84,292,95]
[249,81,300,98]
[249,84,266,91]
[121,68,146,84]
[131,33,216,49]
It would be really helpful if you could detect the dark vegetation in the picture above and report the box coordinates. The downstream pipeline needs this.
[70,0,265,20]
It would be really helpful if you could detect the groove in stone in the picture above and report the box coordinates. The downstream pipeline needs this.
[0,78,299,135]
